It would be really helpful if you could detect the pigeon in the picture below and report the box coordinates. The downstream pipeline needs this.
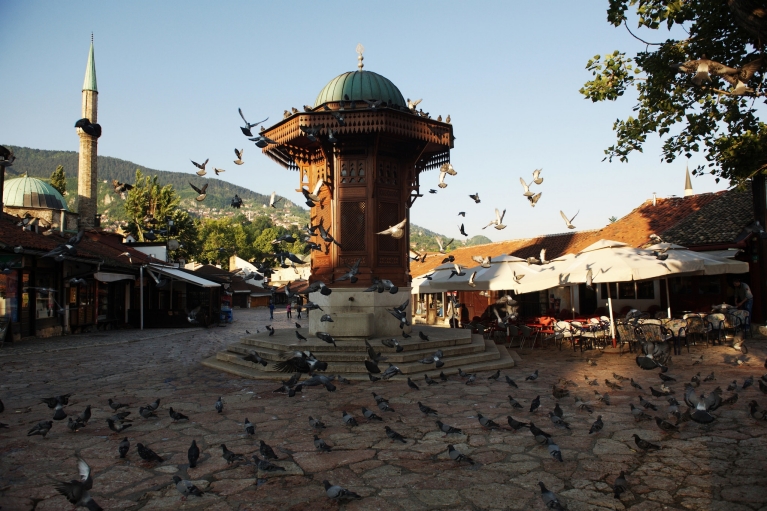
[436,237,454,253]
[465,374,477,385]
[0,145,16,167]
[436,420,462,435]
[477,413,501,430]
[297,432,328,456]
[630,403,653,421]
[538,482,565,510]
[482,208,507,230]
[189,182,208,201]
[233,148,245,165]
[53,456,102,511]
[440,371,449,382]
[173,475,204,499]
[632,433,661,450]
[220,444,244,464]
[407,378,420,391]
[743,376,754,390]
[488,370,501,381]
[106,418,132,433]
[547,437,564,462]
[259,440,278,460]
[169,407,189,422]
[530,395,541,413]
[424,374,438,385]
[589,415,604,434]
[342,411,358,427]
[377,400,395,413]
[674,55,737,85]
[108,398,129,411]
[187,440,200,468]
[447,444,474,464]
[385,426,407,443]
[548,411,571,429]
[529,422,552,444]
[528,192,542,207]
[243,351,268,367]
[526,369,539,381]
[42,393,72,408]
[508,395,523,409]
[655,416,679,432]
[459,223,468,236]
[560,210,579,229]
[66,417,86,433]
[238,108,268,136]
[507,416,529,431]
[532,168,543,184]
[614,471,629,499]
[704,371,716,382]
[323,480,362,501]
[630,378,643,390]
[748,400,767,420]
[244,418,255,436]
[308,416,326,430]
[252,454,285,472]
[418,402,438,416]
[137,443,164,463]
[74,117,102,137]
[684,386,720,423]
[215,397,223,413]
[361,407,383,421]
[519,177,535,197]
[640,395,658,411]
[553,385,570,399]
[377,218,408,239]
[720,56,764,95]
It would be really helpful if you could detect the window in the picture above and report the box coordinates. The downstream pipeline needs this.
[637,281,655,299]
[698,276,721,295]
[670,277,693,294]
[34,273,56,319]
[600,283,618,298]
[340,201,366,251]
[618,282,636,299]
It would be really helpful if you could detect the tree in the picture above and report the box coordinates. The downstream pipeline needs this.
[50,165,66,196]
[580,0,767,183]
[124,169,199,260]
[608,216,618,223]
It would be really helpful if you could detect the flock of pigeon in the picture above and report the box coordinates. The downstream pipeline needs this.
[16,347,767,508]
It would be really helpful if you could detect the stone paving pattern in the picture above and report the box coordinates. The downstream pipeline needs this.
[1,307,766,510]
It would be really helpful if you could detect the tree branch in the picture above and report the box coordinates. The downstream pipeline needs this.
[623,21,663,47]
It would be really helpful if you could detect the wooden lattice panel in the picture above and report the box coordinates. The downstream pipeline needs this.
[339,201,366,252]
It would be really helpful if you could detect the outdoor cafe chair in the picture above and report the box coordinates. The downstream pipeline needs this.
[615,320,639,353]
[569,321,595,352]
[664,318,688,355]
[706,313,726,345]
[725,310,748,339]
[506,324,521,348]
[518,324,538,350]
[683,314,708,347]
[636,319,667,344]
[552,321,573,351]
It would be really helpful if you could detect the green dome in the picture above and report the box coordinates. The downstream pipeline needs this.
[314,71,406,108]
[3,175,68,210]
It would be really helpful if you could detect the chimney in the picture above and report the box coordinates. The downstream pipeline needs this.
[652,192,657,206]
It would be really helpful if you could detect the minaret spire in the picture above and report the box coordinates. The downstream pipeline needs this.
[684,165,693,197]
[77,36,100,229]
[356,43,364,71]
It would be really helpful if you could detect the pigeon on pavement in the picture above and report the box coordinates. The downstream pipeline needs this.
[173,475,204,499]
[188,440,200,468]
[323,480,362,501]
[119,437,130,458]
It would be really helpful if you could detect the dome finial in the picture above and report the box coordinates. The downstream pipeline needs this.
[356,43,364,71]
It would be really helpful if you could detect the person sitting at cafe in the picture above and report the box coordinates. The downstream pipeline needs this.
[732,278,753,330]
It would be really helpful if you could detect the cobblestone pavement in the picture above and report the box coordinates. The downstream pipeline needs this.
[1,307,766,511]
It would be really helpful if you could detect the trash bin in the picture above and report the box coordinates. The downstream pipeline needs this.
[220,307,233,323]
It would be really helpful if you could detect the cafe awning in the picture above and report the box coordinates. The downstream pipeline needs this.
[148,265,220,288]
[93,272,136,283]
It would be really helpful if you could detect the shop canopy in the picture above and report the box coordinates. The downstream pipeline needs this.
[148,265,220,288]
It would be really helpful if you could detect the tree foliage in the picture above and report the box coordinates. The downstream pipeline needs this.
[581,0,767,182]
[49,165,66,196]
[124,169,199,260]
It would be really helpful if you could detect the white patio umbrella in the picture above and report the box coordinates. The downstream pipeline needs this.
[429,255,542,292]
[514,240,705,342]
[411,263,455,293]
[647,243,749,318]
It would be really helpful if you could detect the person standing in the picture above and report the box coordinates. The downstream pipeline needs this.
[268,300,275,320]
[296,303,302,319]
[286,302,292,319]
[733,278,753,330]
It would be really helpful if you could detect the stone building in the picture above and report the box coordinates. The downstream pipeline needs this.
[2,175,79,231]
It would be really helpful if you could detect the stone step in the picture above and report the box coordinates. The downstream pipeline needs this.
[229,334,486,364]
[202,341,516,381]
[238,328,474,353]
[221,335,490,373]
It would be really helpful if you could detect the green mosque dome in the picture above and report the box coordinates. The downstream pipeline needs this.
[314,71,406,108]
[3,175,68,210]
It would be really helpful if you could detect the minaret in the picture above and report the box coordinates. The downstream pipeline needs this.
[684,165,693,197]
[77,35,99,229]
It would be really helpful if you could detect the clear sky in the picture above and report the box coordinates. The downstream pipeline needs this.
[0,1,728,241]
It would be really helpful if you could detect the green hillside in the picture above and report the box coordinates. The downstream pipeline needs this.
[5,146,459,246]
[5,146,309,229]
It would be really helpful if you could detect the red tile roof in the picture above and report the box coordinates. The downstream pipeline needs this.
[410,191,735,276]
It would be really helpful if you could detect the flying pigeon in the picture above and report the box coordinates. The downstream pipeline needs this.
[482,208,506,230]
[674,55,737,86]
[560,210,579,229]
[189,182,208,201]
[377,218,408,239]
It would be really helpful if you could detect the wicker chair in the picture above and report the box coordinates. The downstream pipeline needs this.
[684,314,708,346]
[552,321,574,351]
[706,313,726,345]
[615,320,639,353]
